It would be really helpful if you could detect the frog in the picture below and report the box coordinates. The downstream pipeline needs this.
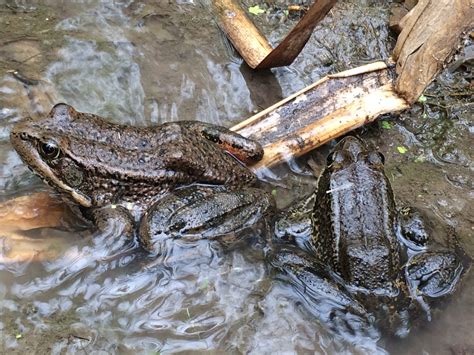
[10,103,273,253]
[271,136,470,336]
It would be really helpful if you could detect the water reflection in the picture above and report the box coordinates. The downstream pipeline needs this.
[48,1,146,124]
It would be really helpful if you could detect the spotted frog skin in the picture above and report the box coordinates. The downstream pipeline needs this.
[272,136,470,336]
[10,103,273,252]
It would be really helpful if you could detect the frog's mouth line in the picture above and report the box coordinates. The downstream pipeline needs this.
[11,133,92,208]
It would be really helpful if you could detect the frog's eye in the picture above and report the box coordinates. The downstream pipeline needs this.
[327,150,350,169]
[367,151,385,165]
[39,141,61,160]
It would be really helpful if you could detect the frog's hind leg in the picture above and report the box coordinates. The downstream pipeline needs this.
[139,185,274,254]
[274,193,315,253]
[405,227,471,316]
[270,245,379,341]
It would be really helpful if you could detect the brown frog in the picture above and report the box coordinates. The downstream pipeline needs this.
[10,103,273,252]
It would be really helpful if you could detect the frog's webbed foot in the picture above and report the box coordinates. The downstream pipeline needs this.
[397,207,430,251]
[270,245,379,340]
[274,193,315,253]
[139,186,274,254]
[183,121,264,164]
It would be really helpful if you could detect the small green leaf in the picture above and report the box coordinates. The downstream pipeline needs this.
[418,95,427,103]
[16,334,22,339]
[271,189,277,197]
[380,121,393,129]
[414,155,426,163]
[248,5,265,15]
[397,146,408,154]
[283,10,289,16]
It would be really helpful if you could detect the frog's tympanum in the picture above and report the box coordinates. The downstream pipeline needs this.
[273,136,470,337]
[10,103,273,253]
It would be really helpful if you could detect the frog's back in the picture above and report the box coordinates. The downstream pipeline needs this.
[312,137,401,293]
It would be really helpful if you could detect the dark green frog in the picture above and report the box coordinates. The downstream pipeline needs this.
[10,103,273,252]
[272,136,469,336]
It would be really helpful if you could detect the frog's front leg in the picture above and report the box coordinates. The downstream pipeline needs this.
[274,193,315,253]
[397,207,430,251]
[138,186,274,254]
[270,245,378,339]
[405,225,471,296]
[404,227,471,326]
[400,207,471,299]
[183,121,264,164]
[89,206,136,252]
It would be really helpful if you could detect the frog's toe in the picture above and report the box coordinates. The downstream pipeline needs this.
[405,251,466,298]
[329,309,380,341]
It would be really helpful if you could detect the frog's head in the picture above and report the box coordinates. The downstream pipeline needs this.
[10,103,92,207]
[326,136,385,172]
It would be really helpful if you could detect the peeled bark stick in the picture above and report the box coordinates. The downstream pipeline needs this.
[232,61,409,170]
[392,0,474,103]
[213,0,336,69]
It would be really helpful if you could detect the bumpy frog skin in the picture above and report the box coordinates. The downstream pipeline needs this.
[10,103,273,252]
[272,136,470,336]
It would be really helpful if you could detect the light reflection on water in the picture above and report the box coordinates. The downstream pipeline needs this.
[1,0,472,354]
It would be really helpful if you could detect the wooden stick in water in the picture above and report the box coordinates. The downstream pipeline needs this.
[232,61,409,170]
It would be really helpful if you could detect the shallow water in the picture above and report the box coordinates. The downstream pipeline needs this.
[1,0,473,354]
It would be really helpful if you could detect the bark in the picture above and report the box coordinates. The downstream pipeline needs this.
[0,192,68,232]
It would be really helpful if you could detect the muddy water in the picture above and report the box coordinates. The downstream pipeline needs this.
[0,0,473,354]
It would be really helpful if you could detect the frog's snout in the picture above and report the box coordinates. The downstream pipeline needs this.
[335,136,365,160]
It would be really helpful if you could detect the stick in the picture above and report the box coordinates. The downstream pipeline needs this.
[214,0,336,69]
